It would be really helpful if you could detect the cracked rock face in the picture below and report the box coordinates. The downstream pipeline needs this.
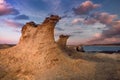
[0,15,119,80]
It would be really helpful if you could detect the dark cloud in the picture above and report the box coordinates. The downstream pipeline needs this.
[14,14,29,20]
[55,27,64,31]
[9,8,19,15]
[0,0,19,16]
[73,1,100,15]
[73,31,83,34]
[61,15,72,19]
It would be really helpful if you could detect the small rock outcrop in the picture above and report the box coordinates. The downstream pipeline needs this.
[57,35,69,48]
[57,35,78,55]
[76,46,84,52]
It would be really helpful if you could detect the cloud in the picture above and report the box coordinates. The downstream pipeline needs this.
[0,35,18,44]
[87,37,120,44]
[93,12,117,25]
[84,18,97,25]
[4,20,23,28]
[14,14,29,20]
[102,21,120,38]
[72,12,117,26]
[73,31,83,34]
[0,37,18,44]
[87,20,120,44]
[13,29,21,33]
[71,1,120,44]
[72,17,98,25]
[0,0,19,16]
[72,18,84,24]
[55,27,64,31]
[73,1,100,15]
[94,33,102,38]
[84,12,117,25]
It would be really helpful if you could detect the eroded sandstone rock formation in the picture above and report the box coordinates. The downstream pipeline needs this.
[0,15,119,80]
[0,15,94,80]
[57,35,69,48]
[57,35,78,55]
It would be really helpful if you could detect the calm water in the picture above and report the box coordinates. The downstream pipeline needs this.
[83,46,120,52]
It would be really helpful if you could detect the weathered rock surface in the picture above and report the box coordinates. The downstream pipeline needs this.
[57,35,69,48]
[0,15,119,80]
[57,35,78,55]
[76,46,84,52]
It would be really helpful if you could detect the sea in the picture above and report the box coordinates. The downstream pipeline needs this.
[83,46,120,53]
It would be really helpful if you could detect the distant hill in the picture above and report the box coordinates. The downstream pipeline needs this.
[0,44,15,49]
[92,44,120,46]
[85,43,120,46]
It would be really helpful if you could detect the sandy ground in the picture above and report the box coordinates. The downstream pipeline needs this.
[71,52,120,80]
[0,46,119,80]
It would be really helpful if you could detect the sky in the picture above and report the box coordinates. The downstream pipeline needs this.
[0,0,120,45]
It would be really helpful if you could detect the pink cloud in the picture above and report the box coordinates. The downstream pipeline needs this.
[94,12,117,25]
[102,20,120,37]
[84,12,117,25]
[0,37,17,44]
[72,18,84,24]
[72,17,97,25]
[0,0,19,16]
[73,1,100,15]
[94,33,102,38]
[87,37,120,45]
[87,20,120,44]
[3,19,23,28]
[84,18,97,25]
[72,12,117,25]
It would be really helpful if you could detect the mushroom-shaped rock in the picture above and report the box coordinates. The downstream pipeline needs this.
[57,35,70,48]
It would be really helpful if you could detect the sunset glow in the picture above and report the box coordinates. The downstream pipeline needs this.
[0,0,120,45]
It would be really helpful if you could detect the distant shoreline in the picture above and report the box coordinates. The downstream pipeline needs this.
[0,44,16,49]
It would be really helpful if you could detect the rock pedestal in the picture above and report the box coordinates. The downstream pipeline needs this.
[57,35,69,48]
